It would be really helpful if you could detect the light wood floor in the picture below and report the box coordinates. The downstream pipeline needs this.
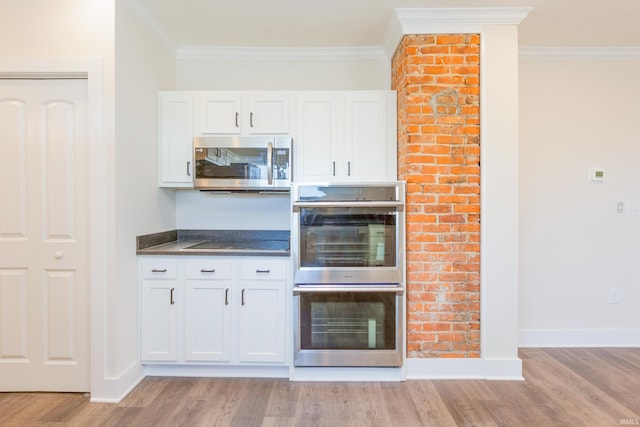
[1,348,639,426]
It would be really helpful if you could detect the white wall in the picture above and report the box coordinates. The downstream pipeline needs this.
[519,58,640,346]
[114,0,176,381]
[177,58,389,90]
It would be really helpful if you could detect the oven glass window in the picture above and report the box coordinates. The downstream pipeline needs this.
[298,207,397,268]
[299,292,397,350]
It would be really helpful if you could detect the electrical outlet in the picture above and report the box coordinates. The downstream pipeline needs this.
[611,290,620,304]
[624,203,640,216]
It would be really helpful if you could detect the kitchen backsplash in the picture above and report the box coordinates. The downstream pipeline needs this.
[176,190,291,230]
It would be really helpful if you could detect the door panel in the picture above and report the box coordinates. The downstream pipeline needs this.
[0,269,28,359]
[0,99,27,238]
[0,79,89,391]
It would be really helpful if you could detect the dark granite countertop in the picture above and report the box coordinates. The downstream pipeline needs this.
[136,230,290,257]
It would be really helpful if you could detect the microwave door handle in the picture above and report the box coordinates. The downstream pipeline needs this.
[267,141,273,185]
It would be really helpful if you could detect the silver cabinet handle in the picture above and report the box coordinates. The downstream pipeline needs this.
[187,161,191,176]
[332,161,336,176]
[151,269,167,273]
[256,269,271,274]
[170,288,175,305]
[235,112,239,128]
[241,289,246,306]
[225,288,229,306]
[200,269,215,273]
[250,112,254,127]
[347,161,351,176]
[267,141,273,185]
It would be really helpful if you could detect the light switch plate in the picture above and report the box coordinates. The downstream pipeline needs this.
[588,168,605,182]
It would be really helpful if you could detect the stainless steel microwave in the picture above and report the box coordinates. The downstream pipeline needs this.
[193,136,292,192]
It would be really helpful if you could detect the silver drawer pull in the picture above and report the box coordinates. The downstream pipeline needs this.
[200,269,216,273]
[256,269,271,274]
[151,269,167,273]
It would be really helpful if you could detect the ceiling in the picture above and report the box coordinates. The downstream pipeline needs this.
[126,0,640,50]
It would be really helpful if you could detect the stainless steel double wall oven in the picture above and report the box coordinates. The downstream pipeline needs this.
[292,182,405,367]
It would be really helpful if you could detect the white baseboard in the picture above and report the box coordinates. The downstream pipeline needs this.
[144,364,289,379]
[406,357,523,381]
[90,362,146,403]
[519,329,640,348]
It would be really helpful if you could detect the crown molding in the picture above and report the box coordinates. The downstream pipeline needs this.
[519,47,640,61]
[176,45,387,61]
[118,0,178,54]
[384,7,533,58]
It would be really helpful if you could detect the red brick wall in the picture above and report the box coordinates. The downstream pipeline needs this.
[392,34,481,358]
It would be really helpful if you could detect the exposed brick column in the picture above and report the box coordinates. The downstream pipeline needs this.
[392,34,481,358]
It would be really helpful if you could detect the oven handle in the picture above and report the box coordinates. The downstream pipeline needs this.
[292,201,404,211]
[293,285,404,295]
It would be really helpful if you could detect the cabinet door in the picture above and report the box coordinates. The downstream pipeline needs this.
[140,280,178,362]
[184,281,232,362]
[246,95,290,134]
[295,94,342,182]
[159,92,194,187]
[237,281,286,363]
[344,92,390,181]
[198,92,242,134]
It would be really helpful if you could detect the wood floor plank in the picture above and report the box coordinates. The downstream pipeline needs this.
[263,379,300,424]
[0,348,638,427]
[405,380,458,426]
[520,349,638,425]
[549,348,640,413]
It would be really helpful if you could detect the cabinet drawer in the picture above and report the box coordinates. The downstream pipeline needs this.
[141,261,178,279]
[240,261,286,281]
[185,261,232,279]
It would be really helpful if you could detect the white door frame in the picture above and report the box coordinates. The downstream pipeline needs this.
[0,58,109,398]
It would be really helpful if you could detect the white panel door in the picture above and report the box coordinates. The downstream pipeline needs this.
[0,79,89,391]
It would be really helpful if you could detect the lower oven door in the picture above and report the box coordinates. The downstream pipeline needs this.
[293,285,404,367]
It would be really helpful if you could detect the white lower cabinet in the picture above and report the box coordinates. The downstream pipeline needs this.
[140,260,179,362]
[184,260,233,362]
[140,257,288,366]
[237,261,286,363]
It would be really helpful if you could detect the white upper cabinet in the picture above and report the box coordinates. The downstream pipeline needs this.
[197,92,291,135]
[295,91,397,182]
[158,91,194,188]
[158,90,396,188]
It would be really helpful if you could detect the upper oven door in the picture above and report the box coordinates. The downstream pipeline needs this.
[292,183,405,284]
[193,136,292,191]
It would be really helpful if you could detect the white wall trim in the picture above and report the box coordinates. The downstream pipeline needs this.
[384,7,533,58]
[519,329,640,348]
[519,46,640,61]
[176,45,387,61]
[144,364,289,379]
[407,357,524,381]
[90,362,145,403]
